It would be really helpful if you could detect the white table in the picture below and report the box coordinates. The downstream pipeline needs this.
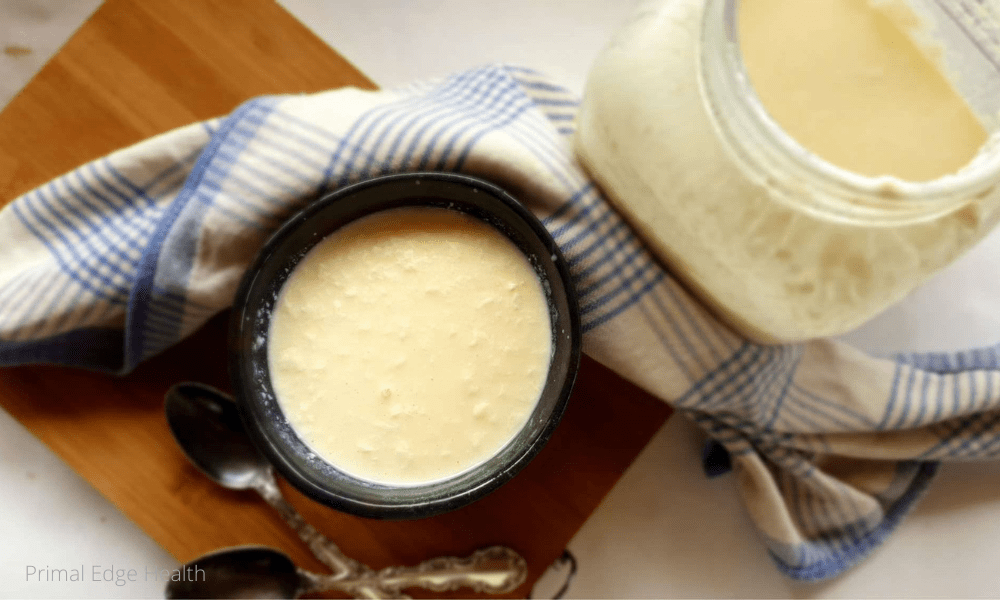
[2,1,999,597]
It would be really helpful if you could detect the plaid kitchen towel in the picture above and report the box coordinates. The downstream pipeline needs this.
[2,64,999,581]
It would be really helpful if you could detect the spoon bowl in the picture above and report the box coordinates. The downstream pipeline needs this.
[165,546,302,599]
[164,382,271,490]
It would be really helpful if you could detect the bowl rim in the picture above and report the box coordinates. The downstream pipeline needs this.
[228,172,582,519]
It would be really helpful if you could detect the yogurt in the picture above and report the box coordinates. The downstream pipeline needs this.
[267,207,553,486]
[739,0,987,181]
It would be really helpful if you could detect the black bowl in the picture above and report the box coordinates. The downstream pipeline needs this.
[229,172,581,519]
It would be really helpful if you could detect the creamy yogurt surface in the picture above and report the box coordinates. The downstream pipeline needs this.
[739,0,988,181]
[267,206,553,486]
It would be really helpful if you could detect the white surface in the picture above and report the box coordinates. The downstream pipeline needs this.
[1,1,1000,598]
[279,0,629,94]
[0,414,176,599]
[0,0,101,107]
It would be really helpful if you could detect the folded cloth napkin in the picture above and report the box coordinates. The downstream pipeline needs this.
[3,64,999,581]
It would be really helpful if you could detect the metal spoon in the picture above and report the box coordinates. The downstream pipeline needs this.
[164,382,364,578]
[165,545,527,599]
[164,546,300,599]
[164,382,528,599]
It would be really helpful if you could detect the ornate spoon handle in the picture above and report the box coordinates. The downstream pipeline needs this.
[300,545,527,598]
[375,546,527,594]
[253,474,368,578]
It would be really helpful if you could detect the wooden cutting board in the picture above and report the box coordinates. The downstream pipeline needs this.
[0,0,673,597]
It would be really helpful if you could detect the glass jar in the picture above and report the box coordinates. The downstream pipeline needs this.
[575,0,1000,343]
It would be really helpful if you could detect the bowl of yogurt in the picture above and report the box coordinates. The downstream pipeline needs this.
[229,172,581,519]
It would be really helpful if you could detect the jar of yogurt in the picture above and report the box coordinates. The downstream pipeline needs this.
[575,0,1000,343]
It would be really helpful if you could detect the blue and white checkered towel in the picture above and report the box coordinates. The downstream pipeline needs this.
[3,65,1000,581]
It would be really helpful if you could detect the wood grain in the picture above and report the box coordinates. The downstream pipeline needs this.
[0,0,672,596]
[0,0,375,202]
